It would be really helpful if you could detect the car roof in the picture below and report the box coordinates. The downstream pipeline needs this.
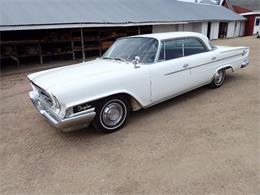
[134,32,205,40]
[132,32,211,49]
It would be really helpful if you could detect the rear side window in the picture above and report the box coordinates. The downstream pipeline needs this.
[183,38,207,56]
[158,39,183,61]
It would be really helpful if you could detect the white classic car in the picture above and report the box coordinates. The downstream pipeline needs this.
[28,32,249,133]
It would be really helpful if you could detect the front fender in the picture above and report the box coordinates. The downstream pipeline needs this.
[66,89,145,110]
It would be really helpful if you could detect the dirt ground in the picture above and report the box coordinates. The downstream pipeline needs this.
[0,37,259,194]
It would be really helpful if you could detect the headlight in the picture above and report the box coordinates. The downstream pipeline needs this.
[30,83,40,98]
[51,95,61,114]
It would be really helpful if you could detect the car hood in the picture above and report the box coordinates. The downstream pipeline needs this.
[28,59,130,91]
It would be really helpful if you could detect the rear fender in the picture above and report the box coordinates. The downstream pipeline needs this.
[214,65,234,75]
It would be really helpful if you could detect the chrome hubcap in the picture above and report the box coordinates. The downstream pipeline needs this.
[102,102,124,127]
[215,70,224,84]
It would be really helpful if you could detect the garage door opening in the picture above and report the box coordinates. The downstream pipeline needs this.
[219,22,228,38]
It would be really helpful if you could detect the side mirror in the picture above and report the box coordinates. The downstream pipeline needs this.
[133,56,141,68]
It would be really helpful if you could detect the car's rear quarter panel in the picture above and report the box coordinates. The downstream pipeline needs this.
[215,46,250,71]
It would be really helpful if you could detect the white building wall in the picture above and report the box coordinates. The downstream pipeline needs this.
[152,23,205,34]
[253,16,260,35]
[192,23,202,33]
[152,24,177,33]
[177,24,184,31]
[239,21,245,36]
[234,21,240,37]
[191,22,208,36]
[184,23,193,31]
[209,22,219,40]
[201,22,208,36]
[227,21,236,38]
[151,21,246,40]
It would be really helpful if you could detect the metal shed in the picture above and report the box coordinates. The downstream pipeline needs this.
[0,0,245,68]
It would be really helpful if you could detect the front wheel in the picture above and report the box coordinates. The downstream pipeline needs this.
[93,96,129,133]
[209,69,226,88]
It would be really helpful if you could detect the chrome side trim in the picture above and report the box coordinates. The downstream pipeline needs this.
[165,68,190,76]
[219,48,248,53]
[164,53,243,76]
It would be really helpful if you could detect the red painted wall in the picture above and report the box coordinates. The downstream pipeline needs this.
[244,15,260,36]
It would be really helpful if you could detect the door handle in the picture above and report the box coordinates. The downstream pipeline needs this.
[183,64,189,68]
[212,57,216,60]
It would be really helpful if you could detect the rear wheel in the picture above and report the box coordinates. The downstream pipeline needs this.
[93,96,129,133]
[209,69,226,88]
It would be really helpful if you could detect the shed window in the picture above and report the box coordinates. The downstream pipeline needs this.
[256,18,260,26]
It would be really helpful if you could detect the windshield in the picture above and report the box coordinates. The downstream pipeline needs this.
[102,37,159,64]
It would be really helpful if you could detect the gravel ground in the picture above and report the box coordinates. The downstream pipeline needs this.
[0,36,259,194]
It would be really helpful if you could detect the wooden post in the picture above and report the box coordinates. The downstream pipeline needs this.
[81,28,86,60]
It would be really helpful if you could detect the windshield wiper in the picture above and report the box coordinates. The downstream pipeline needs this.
[102,57,113,60]
[102,57,126,62]
[113,57,126,62]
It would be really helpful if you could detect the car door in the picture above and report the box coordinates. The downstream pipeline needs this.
[183,38,216,87]
[150,39,191,103]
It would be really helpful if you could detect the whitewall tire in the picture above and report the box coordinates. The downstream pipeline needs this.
[93,96,129,133]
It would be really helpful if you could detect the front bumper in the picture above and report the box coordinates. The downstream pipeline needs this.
[29,91,96,131]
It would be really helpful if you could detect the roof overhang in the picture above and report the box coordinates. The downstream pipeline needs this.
[240,11,260,16]
[1,22,187,31]
[0,19,246,31]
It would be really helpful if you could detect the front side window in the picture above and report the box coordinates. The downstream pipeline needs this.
[183,38,207,56]
[158,39,183,61]
[102,37,158,64]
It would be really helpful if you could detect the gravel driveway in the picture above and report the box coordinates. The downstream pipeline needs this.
[0,36,259,194]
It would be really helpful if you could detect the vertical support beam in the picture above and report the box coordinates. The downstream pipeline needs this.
[40,56,43,65]
[14,45,20,66]
[138,26,141,35]
[71,40,75,60]
[70,29,75,60]
[98,28,102,56]
[39,43,43,64]
[80,28,86,60]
